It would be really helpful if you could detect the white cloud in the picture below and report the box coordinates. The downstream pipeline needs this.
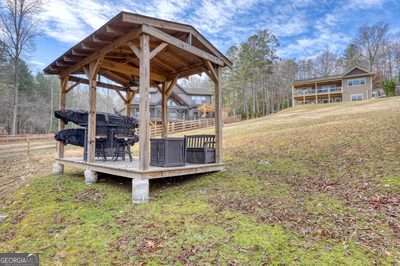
[346,0,385,9]
[278,30,351,59]
[144,0,191,20]
[268,14,309,37]
[39,0,191,44]
[190,0,260,33]
[39,0,115,43]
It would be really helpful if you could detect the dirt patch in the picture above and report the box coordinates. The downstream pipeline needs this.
[74,187,105,203]
[0,148,81,206]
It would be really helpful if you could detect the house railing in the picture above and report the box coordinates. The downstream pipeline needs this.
[149,118,215,136]
[294,87,343,96]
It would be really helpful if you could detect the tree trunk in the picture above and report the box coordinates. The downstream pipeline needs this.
[11,59,18,135]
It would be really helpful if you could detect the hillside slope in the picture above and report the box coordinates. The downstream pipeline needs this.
[1,98,400,264]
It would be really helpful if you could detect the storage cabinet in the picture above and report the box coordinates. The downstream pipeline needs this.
[150,138,185,167]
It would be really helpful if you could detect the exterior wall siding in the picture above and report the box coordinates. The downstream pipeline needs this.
[342,76,372,102]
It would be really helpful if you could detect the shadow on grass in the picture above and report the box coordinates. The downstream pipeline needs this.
[87,170,208,195]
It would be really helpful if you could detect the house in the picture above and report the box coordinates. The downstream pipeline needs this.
[130,84,214,121]
[292,66,374,105]
[0,125,7,135]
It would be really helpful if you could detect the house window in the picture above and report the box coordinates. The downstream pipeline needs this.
[167,100,176,107]
[347,78,366,87]
[351,94,363,101]
[191,96,208,104]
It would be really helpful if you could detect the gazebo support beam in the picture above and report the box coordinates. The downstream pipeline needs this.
[83,58,103,164]
[65,81,79,93]
[214,65,223,163]
[68,76,127,92]
[165,76,177,96]
[138,34,151,171]
[142,25,224,66]
[126,91,135,117]
[133,33,151,204]
[205,60,218,83]
[150,42,168,60]
[52,77,68,175]
[101,59,166,82]
[161,81,168,138]
[115,90,128,103]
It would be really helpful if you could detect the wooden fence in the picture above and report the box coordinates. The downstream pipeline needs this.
[0,135,56,158]
[0,118,216,158]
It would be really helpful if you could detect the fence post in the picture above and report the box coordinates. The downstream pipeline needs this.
[26,136,31,157]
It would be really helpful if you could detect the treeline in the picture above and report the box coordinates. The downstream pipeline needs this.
[0,54,60,134]
[223,30,295,119]
[223,22,400,119]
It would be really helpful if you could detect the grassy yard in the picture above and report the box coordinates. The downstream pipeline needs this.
[1,97,400,264]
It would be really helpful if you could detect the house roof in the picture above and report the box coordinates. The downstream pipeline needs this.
[43,11,232,85]
[293,66,374,86]
[132,83,212,107]
[133,85,191,107]
[342,65,371,76]
[179,86,213,96]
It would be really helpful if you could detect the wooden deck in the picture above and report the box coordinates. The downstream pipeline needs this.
[57,157,224,179]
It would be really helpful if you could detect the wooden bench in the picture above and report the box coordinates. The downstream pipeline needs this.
[184,135,216,164]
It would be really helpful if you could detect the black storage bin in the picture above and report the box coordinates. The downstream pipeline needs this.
[184,135,216,164]
[150,138,185,167]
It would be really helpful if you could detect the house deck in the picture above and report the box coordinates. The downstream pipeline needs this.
[57,157,224,179]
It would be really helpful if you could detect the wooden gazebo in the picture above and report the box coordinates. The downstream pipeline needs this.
[43,12,231,203]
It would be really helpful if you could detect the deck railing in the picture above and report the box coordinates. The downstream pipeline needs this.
[149,118,215,136]
[294,87,343,96]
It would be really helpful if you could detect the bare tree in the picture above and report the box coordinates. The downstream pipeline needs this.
[343,43,364,69]
[314,47,341,76]
[355,22,389,72]
[0,0,41,134]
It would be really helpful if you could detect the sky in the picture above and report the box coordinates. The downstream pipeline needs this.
[29,0,400,73]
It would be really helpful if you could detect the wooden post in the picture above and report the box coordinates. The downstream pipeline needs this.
[161,81,168,138]
[52,77,68,175]
[87,72,96,162]
[315,82,318,104]
[328,90,331,103]
[26,136,30,157]
[84,58,102,163]
[57,77,67,159]
[126,91,134,117]
[215,66,223,163]
[138,34,151,171]
[291,85,295,107]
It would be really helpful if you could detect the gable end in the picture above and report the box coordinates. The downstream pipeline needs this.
[343,66,370,77]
